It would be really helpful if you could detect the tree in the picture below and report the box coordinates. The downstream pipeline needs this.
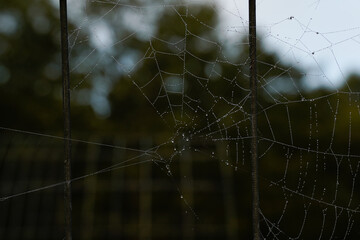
[1,1,360,239]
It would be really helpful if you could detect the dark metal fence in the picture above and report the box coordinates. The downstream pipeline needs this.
[1,0,260,239]
[0,135,254,239]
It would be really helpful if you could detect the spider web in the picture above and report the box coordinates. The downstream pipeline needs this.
[2,0,360,239]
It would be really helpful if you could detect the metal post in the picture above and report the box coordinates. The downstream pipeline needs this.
[249,0,260,239]
[59,0,72,239]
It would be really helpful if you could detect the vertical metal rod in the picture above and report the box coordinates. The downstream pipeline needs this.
[249,0,260,239]
[59,0,72,239]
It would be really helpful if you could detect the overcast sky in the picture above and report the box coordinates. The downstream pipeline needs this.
[217,0,360,88]
[62,0,360,89]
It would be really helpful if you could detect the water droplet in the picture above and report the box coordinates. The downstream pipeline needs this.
[180,195,184,199]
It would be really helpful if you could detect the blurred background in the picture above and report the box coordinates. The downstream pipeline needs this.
[1,0,360,239]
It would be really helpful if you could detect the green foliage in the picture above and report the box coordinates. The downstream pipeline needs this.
[1,1,360,239]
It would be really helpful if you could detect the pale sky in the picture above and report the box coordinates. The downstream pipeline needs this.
[62,0,360,90]
[217,0,360,88]
[53,0,360,115]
